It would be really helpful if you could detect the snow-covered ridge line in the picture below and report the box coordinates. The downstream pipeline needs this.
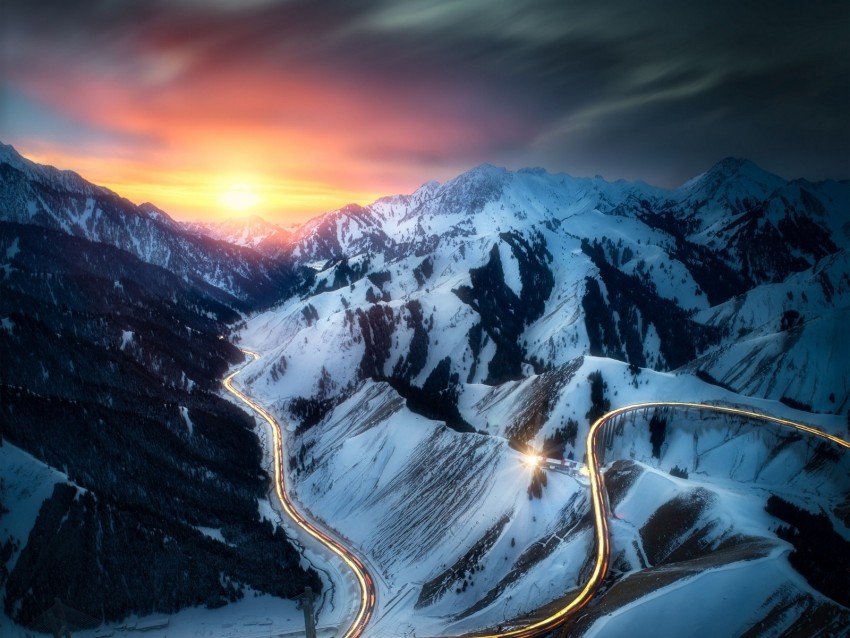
[0,142,295,305]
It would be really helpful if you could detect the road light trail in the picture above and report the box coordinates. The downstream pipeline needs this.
[225,350,848,638]
[456,401,849,638]
[224,350,375,638]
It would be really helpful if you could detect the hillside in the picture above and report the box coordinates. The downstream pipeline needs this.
[233,159,849,635]
[2,144,847,636]
[0,147,319,631]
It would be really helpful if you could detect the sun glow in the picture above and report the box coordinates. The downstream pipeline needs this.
[220,183,261,212]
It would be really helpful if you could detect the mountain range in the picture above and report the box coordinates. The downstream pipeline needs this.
[1,142,848,637]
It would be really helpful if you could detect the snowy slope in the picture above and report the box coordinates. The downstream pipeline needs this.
[241,158,846,417]
[233,157,848,636]
[232,349,848,636]
[0,443,86,638]
[0,443,69,575]
[230,367,596,636]
[687,250,850,411]
[0,143,293,305]
[570,408,850,637]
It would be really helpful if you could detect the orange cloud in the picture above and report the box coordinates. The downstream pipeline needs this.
[3,0,847,211]
[2,0,550,225]
[1,2,553,224]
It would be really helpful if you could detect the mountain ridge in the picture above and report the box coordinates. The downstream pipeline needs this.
[0,142,305,309]
[3,141,845,408]
[2,141,848,636]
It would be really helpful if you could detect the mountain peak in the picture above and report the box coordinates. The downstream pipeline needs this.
[446,162,512,191]
[462,163,510,180]
[417,179,441,193]
[678,156,786,200]
[0,141,34,173]
[712,156,754,172]
[139,202,174,220]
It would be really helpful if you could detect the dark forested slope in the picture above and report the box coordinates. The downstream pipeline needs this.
[0,221,317,625]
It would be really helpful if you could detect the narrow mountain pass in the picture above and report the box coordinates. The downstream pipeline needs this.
[224,350,376,638]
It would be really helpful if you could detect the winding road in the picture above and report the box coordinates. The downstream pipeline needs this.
[466,401,850,638]
[224,350,375,638]
[225,351,849,638]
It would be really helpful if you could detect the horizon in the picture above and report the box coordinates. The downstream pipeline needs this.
[7,140,836,229]
[2,0,848,225]
[2,11,850,630]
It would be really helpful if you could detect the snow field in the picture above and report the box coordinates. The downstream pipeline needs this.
[229,159,849,635]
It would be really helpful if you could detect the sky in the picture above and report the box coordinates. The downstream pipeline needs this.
[2,0,848,224]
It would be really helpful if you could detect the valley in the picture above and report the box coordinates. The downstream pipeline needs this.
[1,143,848,637]
[231,344,849,637]
[224,351,375,638]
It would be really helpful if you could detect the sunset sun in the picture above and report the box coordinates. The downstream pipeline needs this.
[220,183,261,212]
[1,1,847,637]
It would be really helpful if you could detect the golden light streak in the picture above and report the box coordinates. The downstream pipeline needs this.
[454,401,849,638]
[224,351,374,638]
[225,354,849,638]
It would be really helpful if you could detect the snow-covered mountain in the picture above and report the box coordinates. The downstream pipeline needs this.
[232,158,849,636]
[2,141,847,637]
[656,157,846,293]
[241,159,847,410]
[183,214,294,256]
[0,143,299,308]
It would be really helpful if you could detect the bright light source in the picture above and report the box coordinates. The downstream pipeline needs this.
[221,183,261,211]
[579,466,590,476]
[522,454,542,467]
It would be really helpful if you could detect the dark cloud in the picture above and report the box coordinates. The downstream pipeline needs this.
[2,0,847,191]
